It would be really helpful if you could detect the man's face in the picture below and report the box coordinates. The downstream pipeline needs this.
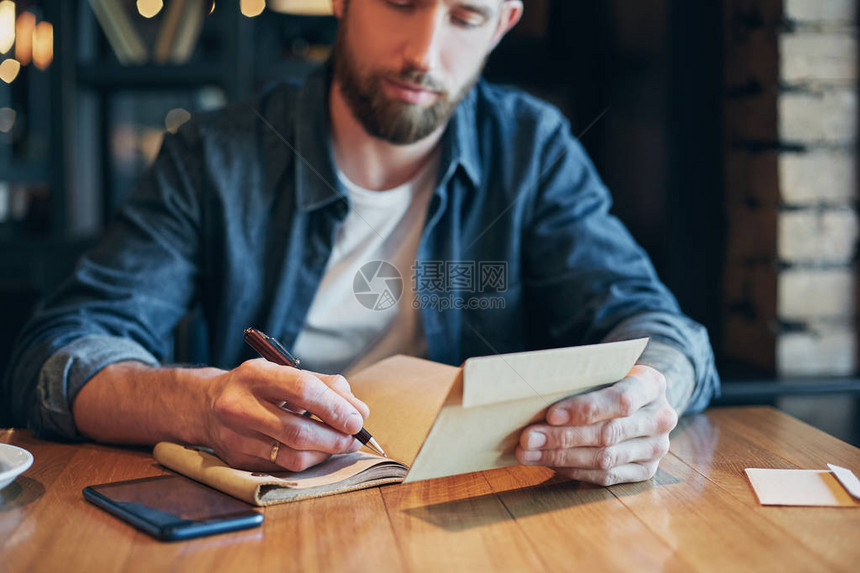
[332,0,517,145]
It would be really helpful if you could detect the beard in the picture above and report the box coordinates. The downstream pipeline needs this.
[332,18,485,145]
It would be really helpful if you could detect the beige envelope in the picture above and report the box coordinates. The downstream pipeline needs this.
[349,338,648,484]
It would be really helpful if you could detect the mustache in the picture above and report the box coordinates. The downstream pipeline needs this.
[384,68,447,94]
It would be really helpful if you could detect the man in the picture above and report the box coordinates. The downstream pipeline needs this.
[2,0,718,486]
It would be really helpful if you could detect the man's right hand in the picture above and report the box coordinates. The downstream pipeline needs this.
[72,359,369,473]
[203,358,370,471]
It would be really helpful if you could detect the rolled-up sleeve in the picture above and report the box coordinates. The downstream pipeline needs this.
[603,311,720,414]
[36,335,160,440]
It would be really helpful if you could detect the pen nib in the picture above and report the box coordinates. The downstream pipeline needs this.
[366,437,386,457]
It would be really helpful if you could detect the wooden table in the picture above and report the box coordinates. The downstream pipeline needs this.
[1,406,858,572]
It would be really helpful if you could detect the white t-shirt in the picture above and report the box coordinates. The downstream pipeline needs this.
[291,154,439,376]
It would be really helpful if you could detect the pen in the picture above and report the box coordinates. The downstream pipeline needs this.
[243,327,386,457]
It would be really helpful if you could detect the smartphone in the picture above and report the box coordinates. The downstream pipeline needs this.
[83,474,263,541]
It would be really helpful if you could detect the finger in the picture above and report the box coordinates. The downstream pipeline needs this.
[210,419,362,473]
[204,426,311,472]
[516,435,670,469]
[547,365,666,426]
[520,401,678,450]
[553,460,661,487]
[268,432,362,472]
[225,397,356,455]
[312,372,371,419]
[256,403,361,454]
[220,451,331,473]
[275,399,305,413]
[224,438,331,473]
[243,360,364,434]
[270,445,333,473]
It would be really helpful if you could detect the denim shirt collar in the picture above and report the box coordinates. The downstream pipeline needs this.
[293,63,344,213]
[292,63,482,213]
[438,85,482,189]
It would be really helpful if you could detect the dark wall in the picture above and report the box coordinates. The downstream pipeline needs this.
[488,0,725,354]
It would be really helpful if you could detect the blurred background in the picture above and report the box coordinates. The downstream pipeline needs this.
[0,0,857,443]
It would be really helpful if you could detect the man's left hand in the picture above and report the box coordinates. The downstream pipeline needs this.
[515,365,678,486]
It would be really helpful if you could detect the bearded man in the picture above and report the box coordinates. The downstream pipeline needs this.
[2,0,719,486]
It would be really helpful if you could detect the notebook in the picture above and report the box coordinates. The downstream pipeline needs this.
[154,339,647,505]
[153,443,407,506]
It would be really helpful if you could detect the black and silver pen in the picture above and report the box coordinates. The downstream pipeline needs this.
[243,327,386,457]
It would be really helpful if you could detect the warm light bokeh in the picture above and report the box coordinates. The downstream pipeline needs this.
[137,0,164,19]
[269,0,332,15]
[165,108,192,134]
[240,0,265,18]
[0,1,15,55]
[31,20,51,70]
[0,57,20,83]
[14,10,33,65]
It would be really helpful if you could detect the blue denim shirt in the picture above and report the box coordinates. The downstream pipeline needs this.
[2,64,719,439]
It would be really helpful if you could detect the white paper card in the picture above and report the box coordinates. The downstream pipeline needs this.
[828,464,860,500]
[745,467,860,507]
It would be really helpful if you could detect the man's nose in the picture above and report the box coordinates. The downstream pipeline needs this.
[401,7,445,72]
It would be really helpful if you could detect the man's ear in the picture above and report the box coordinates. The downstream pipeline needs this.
[331,0,346,19]
[490,1,524,50]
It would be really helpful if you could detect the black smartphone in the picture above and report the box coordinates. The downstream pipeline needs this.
[83,474,263,541]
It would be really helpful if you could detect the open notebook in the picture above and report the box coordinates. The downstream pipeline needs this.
[154,338,647,506]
